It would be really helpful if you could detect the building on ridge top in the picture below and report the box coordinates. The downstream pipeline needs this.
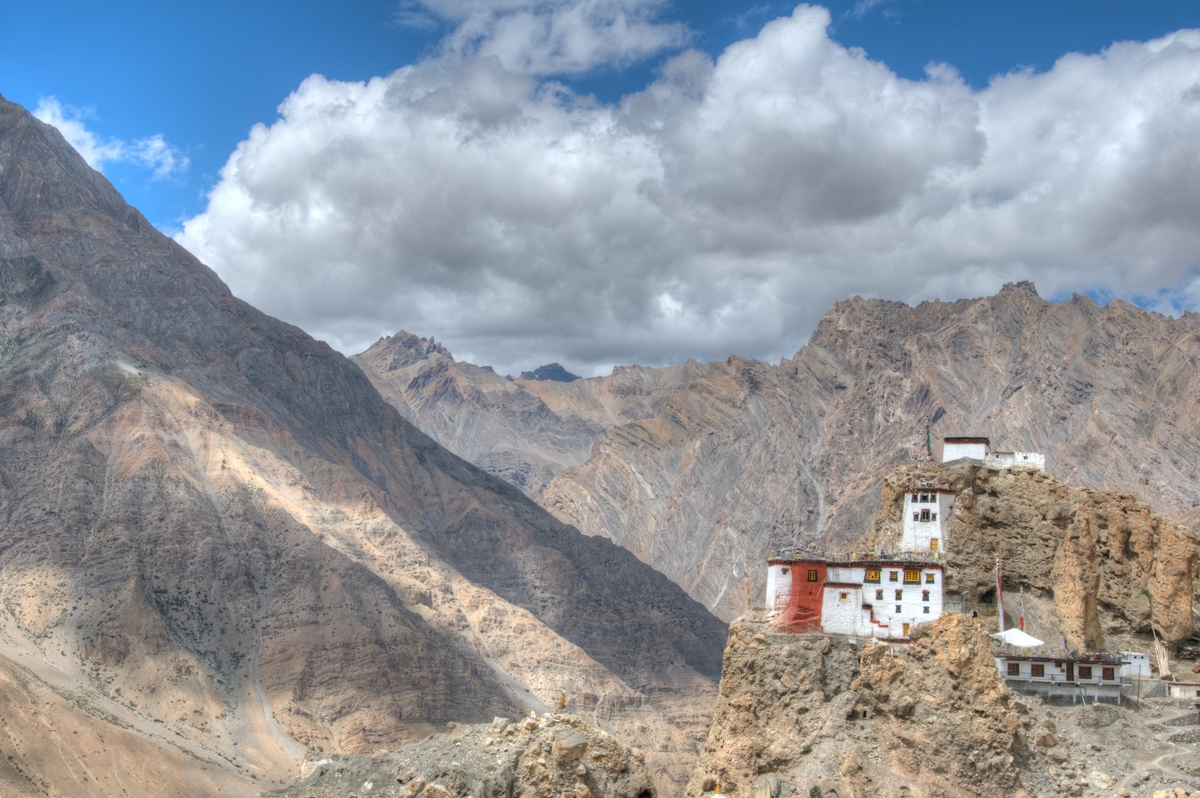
[942,436,1045,471]
[766,434,1044,642]
[766,477,951,641]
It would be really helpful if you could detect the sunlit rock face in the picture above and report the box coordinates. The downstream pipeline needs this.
[378,280,1200,622]
[0,94,727,798]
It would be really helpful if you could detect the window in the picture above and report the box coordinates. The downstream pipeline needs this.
[922,590,930,602]
[911,492,919,503]
[904,569,921,583]
[895,605,902,613]
[920,493,930,503]
[1007,662,1020,676]
[1079,666,1092,680]
[923,606,930,614]
[875,589,883,600]
[807,569,818,582]
[925,572,936,584]
[930,540,939,553]
[1031,664,1045,678]
[920,509,931,522]
[913,512,919,521]
[781,568,789,575]
[866,568,880,582]
[895,589,903,600]
[839,592,849,601]
[889,571,899,582]
[930,513,937,522]
[1102,667,1114,681]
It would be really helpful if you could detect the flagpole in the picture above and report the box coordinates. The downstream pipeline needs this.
[996,558,1006,633]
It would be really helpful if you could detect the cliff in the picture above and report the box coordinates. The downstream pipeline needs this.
[859,461,1200,648]
[688,610,1200,798]
[0,94,726,797]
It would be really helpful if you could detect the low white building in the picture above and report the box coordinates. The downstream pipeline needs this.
[984,451,1046,471]
[1166,681,1200,702]
[1119,651,1152,679]
[942,437,989,462]
[942,436,1044,472]
[995,654,1127,703]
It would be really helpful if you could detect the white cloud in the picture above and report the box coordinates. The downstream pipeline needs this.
[176,4,1200,375]
[419,0,687,74]
[34,98,189,179]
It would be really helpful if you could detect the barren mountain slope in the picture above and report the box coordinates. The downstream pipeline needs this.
[352,333,712,497]
[537,284,1200,620]
[861,461,1200,649]
[0,95,727,797]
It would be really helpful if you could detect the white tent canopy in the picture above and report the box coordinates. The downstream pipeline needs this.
[991,628,1045,647]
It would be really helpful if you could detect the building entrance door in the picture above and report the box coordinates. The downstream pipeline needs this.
[1066,662,1074,682]
[903,623,911,636]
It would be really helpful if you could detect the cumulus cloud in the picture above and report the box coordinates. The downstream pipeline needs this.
[35,98,189,179]
[177,4,1200,375]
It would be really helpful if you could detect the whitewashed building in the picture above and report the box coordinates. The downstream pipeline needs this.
[1167,682,1200,702]
[1119,652,1152,679]
[767,476,951,641]
[942,436,1045,472]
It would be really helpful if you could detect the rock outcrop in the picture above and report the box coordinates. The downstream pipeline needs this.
[685,614,1090,798]
[859,461,1200,648]
[274,713,656,798]
[371,283,1200,622]
[0,94,726,797]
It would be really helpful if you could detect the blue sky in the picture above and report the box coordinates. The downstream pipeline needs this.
[4,2,1200,373]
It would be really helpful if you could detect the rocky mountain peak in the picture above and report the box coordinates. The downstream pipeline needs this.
[359,330,454,371]
[519,363,581,382]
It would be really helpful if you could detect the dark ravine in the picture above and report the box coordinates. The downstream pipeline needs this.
[360,284,1200,622]
[0,94,727,797]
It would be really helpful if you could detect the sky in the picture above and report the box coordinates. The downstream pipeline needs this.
[4,1,1200,375]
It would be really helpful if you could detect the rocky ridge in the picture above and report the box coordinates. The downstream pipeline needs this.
[352,334,709,496]
[860,461,1200,648]
[0,95,726,797]
[273,713,656,798]
[364,283,1200,622]
[686,613,1200,798]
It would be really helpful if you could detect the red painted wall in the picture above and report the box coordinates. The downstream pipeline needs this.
[778,560,826,633]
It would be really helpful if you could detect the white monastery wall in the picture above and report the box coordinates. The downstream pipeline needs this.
[827,566,864,584]
[943,441,988,462]
[1119,652,1151,679]
[766,563,793,612]
[985,451,1045,471]
[900,491,953,553]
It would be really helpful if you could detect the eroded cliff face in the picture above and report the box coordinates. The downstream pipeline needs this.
[685,614,1061,798]
[860,462,1200,648]
[378,281,1200,622]
[0,95,726,798]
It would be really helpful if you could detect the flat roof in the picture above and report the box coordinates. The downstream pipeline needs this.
[768,558,943,569]
[944,437,990,444]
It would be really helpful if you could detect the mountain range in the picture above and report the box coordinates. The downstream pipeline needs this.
[356,284,1200,621]
[0,94,726,797]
